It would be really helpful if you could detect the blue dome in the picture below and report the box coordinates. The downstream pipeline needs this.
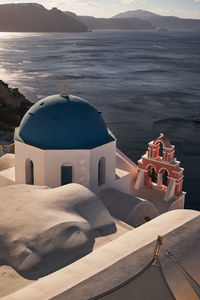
[16,94,114,150]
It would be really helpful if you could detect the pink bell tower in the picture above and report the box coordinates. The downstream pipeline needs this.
[135,134,185,202]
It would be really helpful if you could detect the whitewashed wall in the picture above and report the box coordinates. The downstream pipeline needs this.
[90,141,116,193]
[15,139,132,195]
[111,171,131,194]
[15,141,45,185]
[116,148,138,181]
[44,149,90,188]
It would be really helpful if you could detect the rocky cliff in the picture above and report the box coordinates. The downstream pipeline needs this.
[0,4,88,32]
[0,80,31,135]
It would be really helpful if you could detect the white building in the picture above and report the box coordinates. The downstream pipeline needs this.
[12,90,184,224]
[14,93,131,194]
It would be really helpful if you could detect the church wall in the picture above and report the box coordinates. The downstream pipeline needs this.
[139,157,181,178]
[15,141,45,185]
[15,141,117,191]
[90,141,116,193]
[111,172,131,193]
[116,148,138,181]
[15,140,129,193]
[43,149,90,188]
[169,194,185,210]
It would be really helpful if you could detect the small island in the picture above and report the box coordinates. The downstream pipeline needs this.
[156,27,168,31]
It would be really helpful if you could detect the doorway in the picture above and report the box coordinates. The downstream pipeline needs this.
[61,165,73,185]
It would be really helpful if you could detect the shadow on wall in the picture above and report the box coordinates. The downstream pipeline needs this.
[98,189,159,228]
[7,218,117,280]
[0,183,117,281]
[18,222,96,280]
[127,202,159,227]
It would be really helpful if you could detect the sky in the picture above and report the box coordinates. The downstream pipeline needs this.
[0,0,200,18]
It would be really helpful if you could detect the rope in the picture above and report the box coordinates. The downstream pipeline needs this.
[162,243,200,298]
[88,237,200,300]
[158,259,176,300]
[89,259,155,300]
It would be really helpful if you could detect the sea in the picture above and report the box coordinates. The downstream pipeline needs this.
[0,30,199,210]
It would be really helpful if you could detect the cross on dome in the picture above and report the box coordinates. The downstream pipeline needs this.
[60,83,67,96]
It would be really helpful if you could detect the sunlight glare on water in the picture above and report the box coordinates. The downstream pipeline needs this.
[0,30,200,210]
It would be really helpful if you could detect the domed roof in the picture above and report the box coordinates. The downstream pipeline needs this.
[16,94,114,150]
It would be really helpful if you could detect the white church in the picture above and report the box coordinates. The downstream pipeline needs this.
[1,87,199,300]
[14,87,185,222]
[14,88,132,194]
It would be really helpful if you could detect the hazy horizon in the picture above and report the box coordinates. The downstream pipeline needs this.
[0,0,200,19]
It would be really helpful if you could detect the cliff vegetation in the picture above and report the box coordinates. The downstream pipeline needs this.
[0,80,31,134]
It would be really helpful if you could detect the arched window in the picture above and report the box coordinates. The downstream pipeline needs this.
[159,168,169,187]
[147,165,157,184]
[61,163,73,186]
[159,142,164,158]
[98,157,106,186]
[26,159,34,185]
[151,166,157,184]
[162,170,168,186]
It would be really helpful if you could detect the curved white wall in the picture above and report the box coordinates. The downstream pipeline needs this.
[15,140,127,194]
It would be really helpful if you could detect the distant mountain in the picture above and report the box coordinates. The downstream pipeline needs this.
[113,9,200,30]
[0,4,88,32]
[113,10,158,20]
[80,16,155,30]
[64,12,155,30]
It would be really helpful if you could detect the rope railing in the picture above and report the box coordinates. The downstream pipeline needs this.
[89,236,200,300]
[154,236,200,298]
[162,242,200,297]
[89,259,155,300]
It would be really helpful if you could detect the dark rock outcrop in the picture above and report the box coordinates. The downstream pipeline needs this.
[0,80,31,133]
